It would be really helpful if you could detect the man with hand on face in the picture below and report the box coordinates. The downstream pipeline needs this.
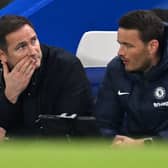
[96,10,168,146]
[0,15,93,140]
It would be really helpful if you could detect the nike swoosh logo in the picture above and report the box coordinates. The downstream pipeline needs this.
[118,90,130,96]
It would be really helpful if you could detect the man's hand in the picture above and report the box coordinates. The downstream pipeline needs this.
[0,127,6,141]
[2,56,37,104]
[112,135,144,147]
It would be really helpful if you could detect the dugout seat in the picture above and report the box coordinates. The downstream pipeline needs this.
[76,31,119,97]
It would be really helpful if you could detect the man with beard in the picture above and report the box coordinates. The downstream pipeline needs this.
[96,10,168,146]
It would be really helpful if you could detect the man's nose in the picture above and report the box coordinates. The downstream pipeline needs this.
[118,45,126,57]
[27,45,36,56]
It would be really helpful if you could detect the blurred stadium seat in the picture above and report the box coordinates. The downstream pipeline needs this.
[76,31,119,96]
[76,31,119,67]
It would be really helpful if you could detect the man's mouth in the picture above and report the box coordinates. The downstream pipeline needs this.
[121,59,129,65]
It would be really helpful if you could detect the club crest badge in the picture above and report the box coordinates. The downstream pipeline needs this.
[154,87,166,100]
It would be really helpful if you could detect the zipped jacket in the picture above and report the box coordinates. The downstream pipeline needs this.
[96,25,168,139]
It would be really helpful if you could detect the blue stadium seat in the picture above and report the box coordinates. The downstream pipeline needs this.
[76,31,119,97]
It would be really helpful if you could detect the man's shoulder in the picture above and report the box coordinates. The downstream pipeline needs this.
[107,56,124,72]
[41,44,78,63]
[41,44,82,73]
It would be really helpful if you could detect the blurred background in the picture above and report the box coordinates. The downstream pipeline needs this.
[0,0,168,54]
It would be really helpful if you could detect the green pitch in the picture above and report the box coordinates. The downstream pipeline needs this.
[0,138,167,168]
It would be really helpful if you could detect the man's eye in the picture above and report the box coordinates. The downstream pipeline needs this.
[16,44,26,50]
[31,37,37,44]
[126,44,133,48]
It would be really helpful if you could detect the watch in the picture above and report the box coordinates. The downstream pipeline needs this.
[143,137,153,145]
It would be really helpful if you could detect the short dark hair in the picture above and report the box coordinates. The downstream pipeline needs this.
[151,8,168,22]
[0,15,34,52]
[119,10,164,54]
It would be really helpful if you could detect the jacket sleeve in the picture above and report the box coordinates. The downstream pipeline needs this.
[0,66,20,131]
[156,120,168,140]
[0,91,18,130]
[95,65,124,138]
[56,57,93,116]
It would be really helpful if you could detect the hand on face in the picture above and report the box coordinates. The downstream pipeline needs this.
[2,56,37,104]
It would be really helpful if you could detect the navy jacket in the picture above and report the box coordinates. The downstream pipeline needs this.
[0,45,93,133]
[96,26,168,139]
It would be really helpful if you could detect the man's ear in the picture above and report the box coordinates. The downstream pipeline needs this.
[148,39,159,55]
[0,49,7,63]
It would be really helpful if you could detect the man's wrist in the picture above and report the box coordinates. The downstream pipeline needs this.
[143,137,153,145]
[4,89,18,104]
